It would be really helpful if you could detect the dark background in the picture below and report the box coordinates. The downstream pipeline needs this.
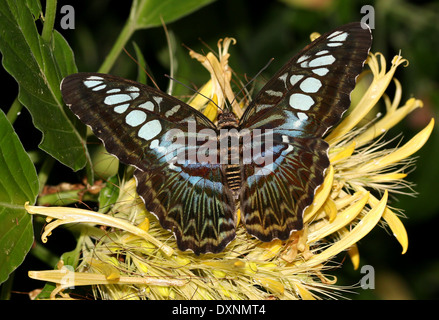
[1,0,438,299]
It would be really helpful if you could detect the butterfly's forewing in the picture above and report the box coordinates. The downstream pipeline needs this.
[61,73,236,255]
[240,22,372,135]
[61,73,215,170]
[239,22,372,241]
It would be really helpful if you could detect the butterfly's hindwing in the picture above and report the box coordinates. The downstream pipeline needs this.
[134,164,236,255]
[240,132,330,241]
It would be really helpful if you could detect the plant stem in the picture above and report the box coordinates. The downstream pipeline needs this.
[0,272,14,300]
[98,0,147,73]
[41,0,57,43]
[31,242,60,268]
[6,97,22,125]
[98,19,136,73]
[38,155,55,194]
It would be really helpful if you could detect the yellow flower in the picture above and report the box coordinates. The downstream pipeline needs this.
[26,36,433,300]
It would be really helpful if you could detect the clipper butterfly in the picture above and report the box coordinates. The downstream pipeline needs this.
[61,22,372,255]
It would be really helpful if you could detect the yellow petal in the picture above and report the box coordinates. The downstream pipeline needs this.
[203,95,219,122]
[189,38,241,116]
[359,187,408,254]
[304,190,387,268]
[256,277,285,295]
[355,97,423,147]
[187,80,213,110]
[137,217,150,232]
[326,53,408,145]
[212,270,227,278]
[308,191,369,243]
[294,282,316,300]
[132,256,149,274]
[362,118,434,171]
[174,256,191,266]
[88,258,120,281]
[383,208,409,254]
[304,165,334,222]
[253,239,283,260]
[348,243,360,270]
[25,202,174,257]
[323,198,338,223]
[369,173,407,182]
[329,140,357,163]
[28,270,186,287]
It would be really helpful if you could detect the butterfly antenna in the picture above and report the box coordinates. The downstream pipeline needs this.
[122,47,161,90]
[230,57,275,106]
[164,74,224,112]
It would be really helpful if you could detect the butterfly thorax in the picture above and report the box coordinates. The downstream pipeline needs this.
[217,112,241,197]
[217,111,239,129]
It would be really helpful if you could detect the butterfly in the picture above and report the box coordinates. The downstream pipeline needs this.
[61,22,372,255]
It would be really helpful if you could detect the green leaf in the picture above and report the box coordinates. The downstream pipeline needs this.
[98,175,120,214]
[0,110,39,285]
[0,0,88,171]
[132,41,148,85]
[99,0,215,73]
[133,0,216,29]
[25,0,42,20]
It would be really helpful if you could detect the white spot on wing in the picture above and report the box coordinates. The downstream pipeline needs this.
[300,61,309,68]
[278,73,288,84]
[150,139,159,149]
[329,32,348,42]
[153,96,163,105]
[256,104,273,113]
[92,84,106,91]
[316,50,329,56]
[150,139,168,156]
[297,112,308,121]
[327,42,343,47]
[309,55,335,67]
[265,90,283,97]
[312,68,329,76]
[138,101,155,112]
[328,30,343,38]
[300,77,322,93]
[138,120,162,140]
[297,55,309,63]
[126,86,140,92]
[104,94,132,105]
[87,76,103,80]
[125,110,147,127]
[284,144,294,153]
[165,105,181,117]
[290,75,304,86]
[114,104,130,114]
[129,92,140,99]
[289,93,314,111]
[84,80,102,88]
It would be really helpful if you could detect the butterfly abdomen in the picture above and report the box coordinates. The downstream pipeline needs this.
[218,112,242,195]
